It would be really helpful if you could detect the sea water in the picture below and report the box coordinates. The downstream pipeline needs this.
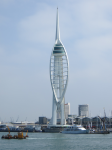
[0,132,112,150]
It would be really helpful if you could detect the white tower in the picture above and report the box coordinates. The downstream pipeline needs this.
[50,8,69,125]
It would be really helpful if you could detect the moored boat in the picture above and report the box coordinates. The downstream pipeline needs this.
[61,124,89,134]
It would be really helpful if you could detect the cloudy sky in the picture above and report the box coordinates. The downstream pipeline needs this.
[0,0,112,122]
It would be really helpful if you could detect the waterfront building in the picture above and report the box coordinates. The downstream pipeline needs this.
[92,116,101,128]
[75,117,81,125]
[50,8,69,125]
[39,117,47,124]
[65,103,70,119]
[78,104,89,117]
[82,117,91,126]
[68,114,77,118]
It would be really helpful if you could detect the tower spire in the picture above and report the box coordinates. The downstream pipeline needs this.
[55,8,61,44]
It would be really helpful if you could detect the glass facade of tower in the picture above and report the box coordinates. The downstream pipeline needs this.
[53,43,65,54]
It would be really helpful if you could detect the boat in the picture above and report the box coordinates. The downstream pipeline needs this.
[1,131,29,139]
[61,124,89,134]
[35,126,42,132]
[24,125,35,132]
[89,130,110,134]
[42,125,70,133]
[1,126,28,139]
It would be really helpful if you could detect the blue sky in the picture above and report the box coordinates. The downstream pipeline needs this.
[0,0,112,122]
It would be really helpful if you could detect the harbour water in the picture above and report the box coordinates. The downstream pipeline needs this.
[0,132,112,150]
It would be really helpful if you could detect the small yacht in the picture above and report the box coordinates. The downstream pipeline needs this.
[61,124,89,134]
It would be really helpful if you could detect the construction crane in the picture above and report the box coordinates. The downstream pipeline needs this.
[6,126,10,135]
[98,116,106,130]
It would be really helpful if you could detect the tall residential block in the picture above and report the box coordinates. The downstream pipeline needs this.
[78,104,89,117]
[65,103,70,119]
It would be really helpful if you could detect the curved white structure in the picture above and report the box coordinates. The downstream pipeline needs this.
[50,8,69,125]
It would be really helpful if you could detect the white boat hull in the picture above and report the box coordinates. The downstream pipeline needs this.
[61,125,89,134]
[62,130,89,134]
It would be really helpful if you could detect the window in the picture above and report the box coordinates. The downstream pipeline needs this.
[54,47,64,50]
[53,51,65,54]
